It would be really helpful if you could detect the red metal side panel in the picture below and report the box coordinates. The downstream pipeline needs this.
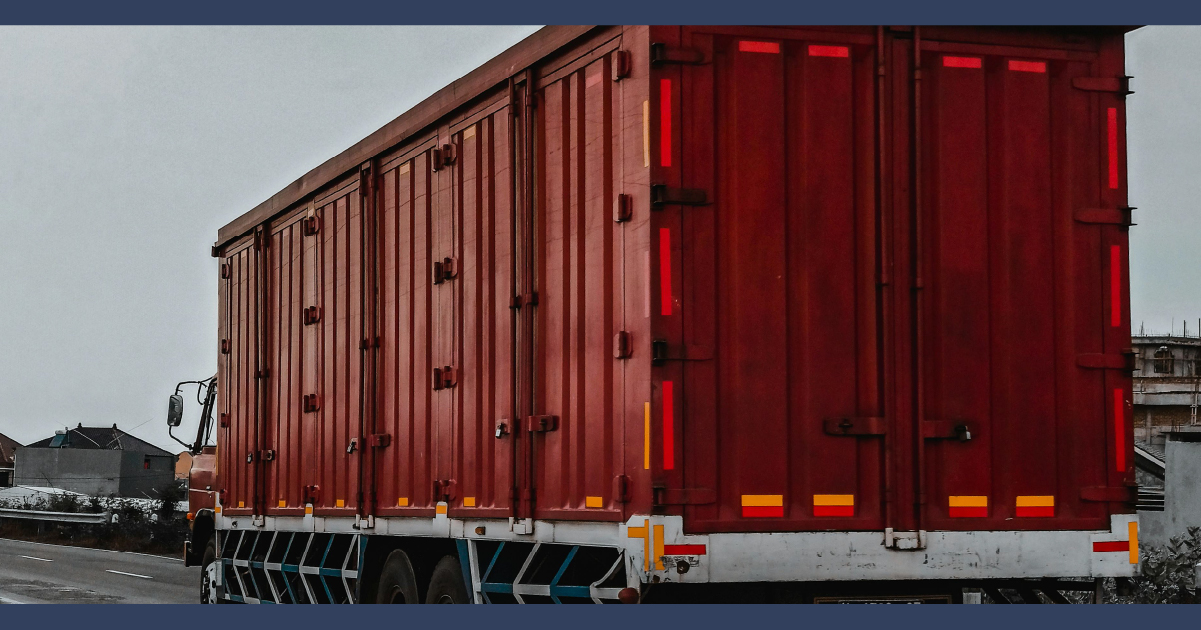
[263,214,310,516]
[672,28,885,533]
[531,47,626,521]
[448,110,516,517]
[313,185,364,515]
[220,242,258,516]
[918,36,1124,530]
[375,149,438,516]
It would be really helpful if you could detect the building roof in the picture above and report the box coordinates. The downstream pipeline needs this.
[0,432,19,466]
[24,425,173,457]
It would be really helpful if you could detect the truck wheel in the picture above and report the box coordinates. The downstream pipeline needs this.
[200,540,219,604]
[375,550,419,604]
[425,556,469,604]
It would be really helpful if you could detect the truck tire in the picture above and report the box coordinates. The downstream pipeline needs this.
[425,556,469,604]
[200,539,219,604]
[375,550,419,604]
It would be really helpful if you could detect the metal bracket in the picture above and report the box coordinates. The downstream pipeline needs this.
[1077,350,1136,372]
[510,292,539,309]
[303,306,322,325]
[651,185,708,208]
[1075,207,1135,228]
[823,417,887,437]
[651,43,707,66]
[303,394,321,413]
[921,420,975,442]
[1072,75,1133,98]
[884,528,927,551]
[367,434,392,449]
[612,50,632,81]
[651,339,713,364]
[526,415,559,433]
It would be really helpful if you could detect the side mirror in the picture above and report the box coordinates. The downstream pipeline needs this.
[167,394,184,427]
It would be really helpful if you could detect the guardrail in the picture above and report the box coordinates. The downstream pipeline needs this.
[0,507,111,524]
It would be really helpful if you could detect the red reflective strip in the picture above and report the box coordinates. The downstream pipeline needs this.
[1107,108,1119,189]
[1110,245,1121,327]
[813,505,854,517]
[1114,388,1126,472]
[659,228,672,316]
[948,506,988,518]
[1008,60,1046,73]
[659,79,672,167]
[663,544,707,556]
[942,56,982,68]
[662,380,674,470]
[739,40,780,54]
[1093,540,1130,553]
[1015,506,1055,518]
[742,505,784,518]
[808,45,849,58]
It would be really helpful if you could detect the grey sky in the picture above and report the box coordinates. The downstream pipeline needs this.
[0,26,1191,450]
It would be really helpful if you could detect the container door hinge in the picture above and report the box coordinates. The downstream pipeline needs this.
[432,366,458,390]
[303,306,322,325]
[1077,350,1136,372]
[302,213,321,236]
[823,417,888,437]
[612,50,632,81]
[525,415,559,432]
[651,339,713,364]
[303,394,321,412]
[432,143,458,171]
[1072,76,1133,98]
[220,263,231,279]
[510,292,539,309]
[920,420,975,442]
[433,257,459,284]
[260,449,275,462]
[614,331,632,359]
[220,339,230,354]
[651,185,708,208]
[359,163,373,197]
[650,43,707,66]
[359,336,380,350]
[367,434,392,449]
[1074,206,1135,228]
[614,193,633,222]
[653,487,716,506]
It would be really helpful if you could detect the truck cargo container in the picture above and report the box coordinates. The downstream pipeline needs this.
[179,24,1141,603]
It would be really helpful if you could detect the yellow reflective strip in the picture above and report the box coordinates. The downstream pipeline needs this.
[304,505,312,515]
[585,496,603,508]
[949,495,988,507]
[278,500,286,508]
[813,494,854,506]
[642,101,651,168]
[397,497,409,507]
[237,501,244,508]
[741,494,784,507]
[627,526,647,538]
[1016,495,1055,507]
[642,519,650,571]
[435,503,447,515]
[215,506,222,514]
[463,497,476,507]
[1128,521,1139,564]
[643,402,651,470]
[335,499,345,508]
[653,524,665,571]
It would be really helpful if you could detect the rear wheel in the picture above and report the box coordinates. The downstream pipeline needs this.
[425,556,469,604]
[374,550,419,604]
[200,539,218,604]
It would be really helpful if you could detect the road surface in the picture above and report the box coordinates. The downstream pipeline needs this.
[0,537,198,603]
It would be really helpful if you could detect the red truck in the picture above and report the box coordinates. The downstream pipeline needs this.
[175,25,1141,604]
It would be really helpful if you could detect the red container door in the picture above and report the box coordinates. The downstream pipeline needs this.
[444,111,518,518]
[916,37,1128,531]
[219,238,262,516]
[374,147,440,517]
[670,29,886,532]
[262,213,315,516]
[527,46,628,522]
[311,182,365,516]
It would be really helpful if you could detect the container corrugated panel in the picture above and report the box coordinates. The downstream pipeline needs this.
[219,239,259,516]
[530,43,628,521]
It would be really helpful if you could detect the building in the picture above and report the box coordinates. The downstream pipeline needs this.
[14,424,178,499]
[0,432,18,487]
[1138,426,1201,546]
[176,451,193,480]
[1132,334,1201,449]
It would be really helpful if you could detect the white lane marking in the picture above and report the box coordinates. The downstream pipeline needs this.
[0,594,27,604]
[106,569,154,580]
[18,555,53,562]
[0,537,181,562]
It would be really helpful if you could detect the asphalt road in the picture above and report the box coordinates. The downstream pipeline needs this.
[0,537,199,604]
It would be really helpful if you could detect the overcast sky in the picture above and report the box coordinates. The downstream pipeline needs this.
[0,26,1193,450]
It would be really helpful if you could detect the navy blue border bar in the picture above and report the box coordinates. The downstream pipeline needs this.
[2,0,1200,25]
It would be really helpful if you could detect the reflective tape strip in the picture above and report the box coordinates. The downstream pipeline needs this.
[949,495,988,517]
[813,494,854,517]
[435,503,447,515]
[1015,495,1055,517]
[1008,60,1046,73]
[642,100,650,168]
[662,381,675,470]
[1128,521,1139,564]
[462,124,476,140]
[663,544,707,556]
[304,505,312,515]
[335,499,344,508]
[653,525,665,571]
[813,494,854,506]
[809,45,849,58]
[742,495,784,507]
[943,56,982,68]
[1093,540,1129,553]
[1115,388,1127,472]
[585,496,603,508]
[643,402,651,470]
[397,497,408,507]
[660,79,672,167]
[278,500,286,508]
[627,519,650,572]
[463,497,476,507]
[1111,245,1122,328]
[739,40,780,54]
[742,506,784,518]
[1107,108,1119,189]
